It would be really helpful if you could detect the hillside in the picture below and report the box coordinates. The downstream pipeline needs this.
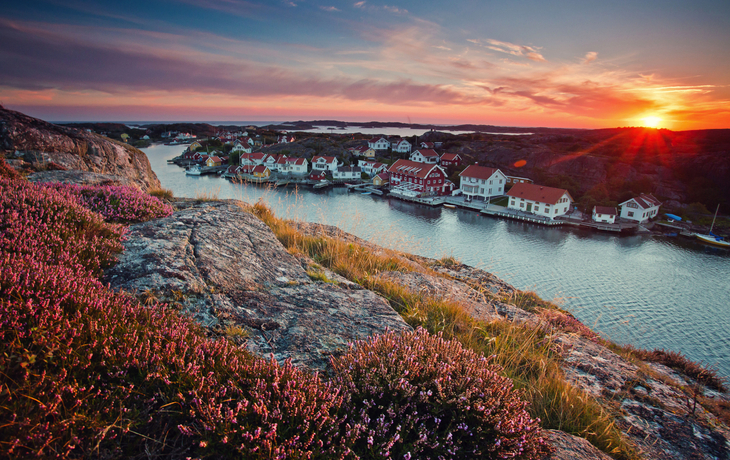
[0,106,160,190]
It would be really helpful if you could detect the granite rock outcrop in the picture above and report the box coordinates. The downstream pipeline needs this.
[105,200,410,370]
[1,106,160,190]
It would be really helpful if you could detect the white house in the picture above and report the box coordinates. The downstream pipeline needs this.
[240,152,266,166]
[409,149,440,164]
[619,194,662,223]
[458,165,507,200]
[358,160,388,177]
[506,183,573,220]
[278,135,295,144]
[262,154,287,171]
[420,141,435,149]
[593,206,618,224]
[368,137,390,151]
[231,141,252,154]
[333,166,362,181]
[349,146,376,159]
[311,156,339,171]
[391,138,412,153]
[281,157,308,175]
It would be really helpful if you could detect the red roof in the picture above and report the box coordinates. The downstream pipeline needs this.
[621,193,661,209]
[412,149,439,158]
[208,156,222,163]
[594,206,617,216]
[312,156,337,163]
[285,157,307,165]
[388,159,444,180]
[507,183,572,205]
[459,165,501,180]
[252,165,269,174]
[440,153,461,162]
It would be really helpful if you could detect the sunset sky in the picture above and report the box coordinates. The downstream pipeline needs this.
[1,0,729,129]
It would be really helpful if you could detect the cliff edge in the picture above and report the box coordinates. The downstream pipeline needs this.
[0,106,160,190]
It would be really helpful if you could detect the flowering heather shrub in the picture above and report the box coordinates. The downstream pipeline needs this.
[538,308,602,343]
[331,328,552,460]
[40,182,174,224]
[0,178,350,458]
[0,178,125,275]
[0,157,22,180]
[0,255,349,458]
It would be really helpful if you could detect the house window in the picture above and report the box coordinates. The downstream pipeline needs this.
[499,179,503,184]
[520,203,524,208]
[535,207,539,212]
[510,200,515,205]
[555,209,558,214]
[628,211,634,217]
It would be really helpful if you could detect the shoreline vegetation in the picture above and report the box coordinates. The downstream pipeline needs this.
[1,157,727,459]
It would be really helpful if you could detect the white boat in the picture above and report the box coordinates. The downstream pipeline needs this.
[695,204,729,248]
[186,165,202,176]
[443,203,456,209]
[313,180,330,189]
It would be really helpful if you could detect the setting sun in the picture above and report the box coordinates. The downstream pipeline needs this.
[642,116,662,128]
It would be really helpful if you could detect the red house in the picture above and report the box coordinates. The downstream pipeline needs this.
[440,153,462,167]
[387,159,451,197]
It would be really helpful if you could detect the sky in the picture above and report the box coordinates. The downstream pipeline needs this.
[1,0,729,130]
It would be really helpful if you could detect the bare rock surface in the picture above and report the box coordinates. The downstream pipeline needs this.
[544,430,613,460]
[375,270,537,324]
[1,106,160,190]
[106,200,410,370]
[27,170,142,189]
[555,333,730,459]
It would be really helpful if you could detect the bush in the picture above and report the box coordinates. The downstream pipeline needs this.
[0,157,22,180]
[0,178,125,276]
[39,183,174,224]
[0,178,349,459]
[331,328,552,459]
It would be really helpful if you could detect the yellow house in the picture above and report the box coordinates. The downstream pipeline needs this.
[252,165,271,178]
[373,172,389,186]
[188,141,203,152]
[206,156,222,167]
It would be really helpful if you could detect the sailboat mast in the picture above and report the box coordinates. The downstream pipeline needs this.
[710,204,719,233]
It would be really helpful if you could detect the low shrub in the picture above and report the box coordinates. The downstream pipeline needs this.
[40,182,174,224]
[331,328,552,460]
[0,157,22,180]
[0,178,125,276]
[0,178,349,459]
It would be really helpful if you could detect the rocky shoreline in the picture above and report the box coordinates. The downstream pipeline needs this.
[105,197,728,459]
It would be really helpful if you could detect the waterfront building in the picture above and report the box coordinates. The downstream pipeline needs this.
[312,156,340,172]
[459,165,506,200]
[593,206,618,224]
[619,194,662,223]
[507,183,573,220]
[388,159,451,196]
[440,153,462,167]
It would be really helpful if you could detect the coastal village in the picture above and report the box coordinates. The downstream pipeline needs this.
[164,128,700,240]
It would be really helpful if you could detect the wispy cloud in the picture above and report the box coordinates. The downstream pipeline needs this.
[469,38,547,62]
[353,1,366,8]
[583,51,598,64]
[383,5,408,14]
[320,6,340,12]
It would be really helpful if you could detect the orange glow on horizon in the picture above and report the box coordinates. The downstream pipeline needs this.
[641,116,662,128]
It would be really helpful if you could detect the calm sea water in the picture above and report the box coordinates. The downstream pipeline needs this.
[144,144,730,378]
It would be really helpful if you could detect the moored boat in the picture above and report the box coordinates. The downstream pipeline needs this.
[694,204,729,248]
[186,165,202,176]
